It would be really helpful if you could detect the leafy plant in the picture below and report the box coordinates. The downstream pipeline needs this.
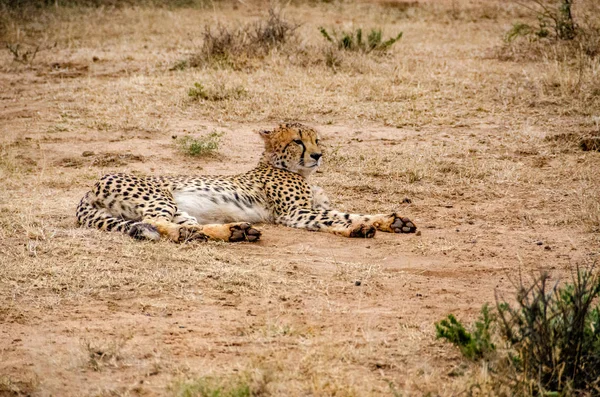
[176,132,223,157]
[171,370,272,397]
[188,82,246,101]
[496,269,600,393]
[506,0,577,42]
[173,376,251,397]
[319,27,402,53]
[436,268,600,395]
[435,304,496,360]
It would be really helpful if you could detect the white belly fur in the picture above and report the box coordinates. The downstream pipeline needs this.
[173,191,272,225]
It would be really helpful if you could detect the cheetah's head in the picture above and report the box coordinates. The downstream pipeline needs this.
[259,123,323,178]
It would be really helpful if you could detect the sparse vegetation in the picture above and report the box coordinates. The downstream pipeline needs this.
[188,82,247,101]
[498,0,600,120]
[319,27,403,53]
[435,304,496,360]
[508,0,576,42]
[185,8,298,68]
[0,374,39,396]
[502,0,599,57]
[176,132,223,157]
[436,268,600,395]
[497,269,600,394]
[172,376,252,397]
[3,40,56,65]
[5,42,41,64]
[172,370,272,397]
[83,336,129,371]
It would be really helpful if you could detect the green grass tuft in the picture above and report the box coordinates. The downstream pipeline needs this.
[176,132,223,157]
[319,27,402,53]
[435,303,496,360]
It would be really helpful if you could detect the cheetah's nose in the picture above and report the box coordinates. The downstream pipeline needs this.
[310,153,322,161]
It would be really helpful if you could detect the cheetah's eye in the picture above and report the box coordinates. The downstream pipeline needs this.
[315,139,320,145]
[293,139,303,145]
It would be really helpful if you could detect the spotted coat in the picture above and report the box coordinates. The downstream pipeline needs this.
[76,123,416,242]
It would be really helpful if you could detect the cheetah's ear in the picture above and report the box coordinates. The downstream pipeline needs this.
[258,129,273,140]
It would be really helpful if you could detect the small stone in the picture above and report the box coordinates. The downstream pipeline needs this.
[92,56,99,62]
[82,151,94,157]
[402,197,412,204]
[416,293,422,297]
[536,241,543,246]
[354,280,361,286]
[416,231,422,236]
[545,246,551,251]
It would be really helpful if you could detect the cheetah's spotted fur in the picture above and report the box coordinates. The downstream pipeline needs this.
[76,123,417,242]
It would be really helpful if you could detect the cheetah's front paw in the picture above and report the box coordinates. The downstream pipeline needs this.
[389,214,417,233]
[229,222,262,242]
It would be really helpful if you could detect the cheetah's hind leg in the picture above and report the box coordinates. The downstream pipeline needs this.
[173,211,261,243]
[194,222,262,243]
[76,192,161,241]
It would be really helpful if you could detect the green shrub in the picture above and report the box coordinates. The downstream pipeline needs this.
[173,376,251,397]
[436,268,600,395]
[435,304,496,360]
[497,270,600,394]
[505,0,577,43]
[171,370,272,397]
[319,27,402,53]
[176,132,223,157]
[187,82,246,101]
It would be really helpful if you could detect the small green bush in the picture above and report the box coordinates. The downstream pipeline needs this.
[505,0,576,43]
[173,376,251,397]
[435,268,600,395]
[497,270,600,394]
[187,82,246,101]
[435,304,496,360]
[319,27,402,53]
[176,132,223,157]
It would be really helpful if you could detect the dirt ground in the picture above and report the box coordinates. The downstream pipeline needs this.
[1,0,599,396]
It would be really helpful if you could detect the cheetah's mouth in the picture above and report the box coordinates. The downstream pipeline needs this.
[304,158,322,169]
[299,161,319,168]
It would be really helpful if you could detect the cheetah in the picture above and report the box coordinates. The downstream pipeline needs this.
[76,123,417,242]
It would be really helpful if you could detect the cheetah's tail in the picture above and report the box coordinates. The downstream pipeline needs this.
[76,192,160,241]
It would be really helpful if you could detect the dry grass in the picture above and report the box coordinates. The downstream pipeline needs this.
[0,0,599,395]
